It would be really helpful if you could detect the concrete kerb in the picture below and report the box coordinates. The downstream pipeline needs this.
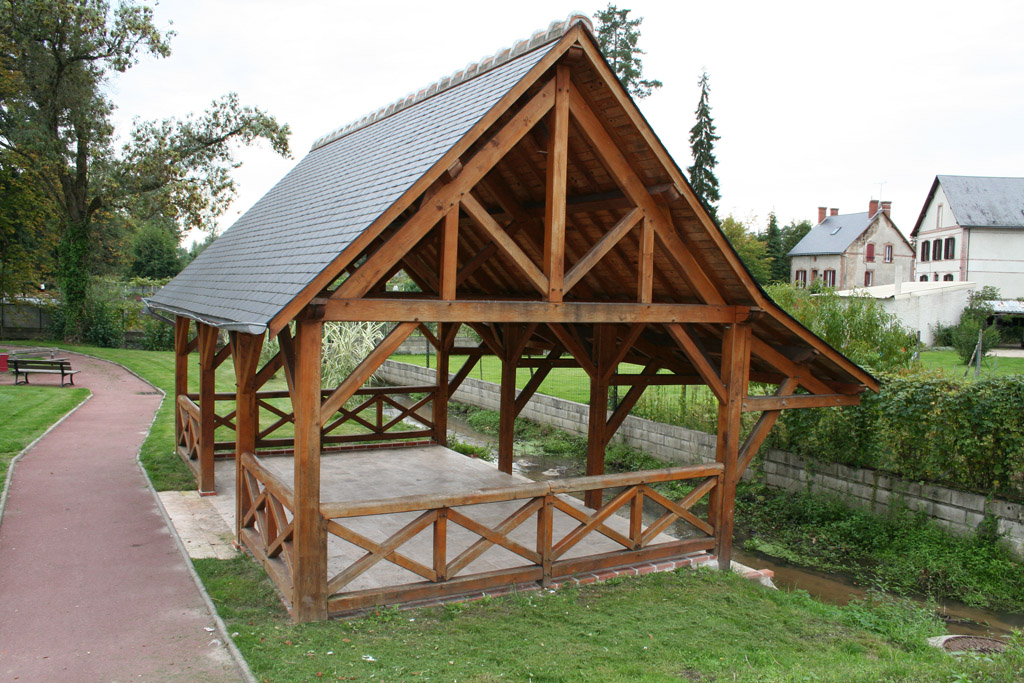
[44,349,258,683]
[0,392,93,532]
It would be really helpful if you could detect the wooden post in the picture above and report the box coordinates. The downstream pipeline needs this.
[498,327,517,474]
[174,316,191,449]
[292,319,327,622]
[712,322,751,570]
[231,331,264,538]
[543,64,569,303]
[585,326,611,509]
[433,323,451,446]
[197,322,218,495]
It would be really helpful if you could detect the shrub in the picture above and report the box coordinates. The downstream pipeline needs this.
[775,373,1024,500]
[140,316,174,350]
[952,317,1000,365]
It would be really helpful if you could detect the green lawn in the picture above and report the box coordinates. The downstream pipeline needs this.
[0,384,89,491]
[197,555,1024,683]
[918,348,1024,377]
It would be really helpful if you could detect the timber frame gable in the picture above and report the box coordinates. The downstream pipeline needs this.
[154,16,877,622]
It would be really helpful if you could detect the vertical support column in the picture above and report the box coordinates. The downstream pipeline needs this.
[543,64,569,302]
[292,319,326,622]
[712,322,751,570]
[433,323,450,446]
[638,216,655,303]
[585,326,611,509]
[173,316,191,448]
[498,329,517,474]
[197,322,218,495]
[231,331,264,538]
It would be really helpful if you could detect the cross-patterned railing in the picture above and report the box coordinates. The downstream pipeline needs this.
[319,463,722,614]
[238,451,296,603]
[176,394,201,461]
[186,385,437,455]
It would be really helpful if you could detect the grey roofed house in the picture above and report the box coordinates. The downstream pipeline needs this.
[911,175,1024,235]
[146,16,583,334]
[787,212,873,256]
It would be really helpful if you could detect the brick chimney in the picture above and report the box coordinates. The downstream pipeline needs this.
[880,201,892,216]
[830,208,839,216]
[818,206,827,223]
[869,199,879,216]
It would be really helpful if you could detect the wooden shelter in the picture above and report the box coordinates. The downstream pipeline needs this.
[148,15,877,622]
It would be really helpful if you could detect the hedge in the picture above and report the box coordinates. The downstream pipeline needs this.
[773,373,1024,501]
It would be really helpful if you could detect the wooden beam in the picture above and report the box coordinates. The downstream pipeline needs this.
[601,323,645,385]
[741,393,862,412]
[563,207,642,295]
[749,337,836,396]
[736,377,798,477]
[197,323,218,495]
[292,320,327,622]
[433,322,451,446]
[544,65,570,302]
[711,323,751,571]
[461,193,549,296]
[278,325,297,398]
[585,325,614,508]
[639,216,654,303]
[547,323,596,378]
[663,323,727,403]
[230,331,264,538]
[320,322,419,421]
[320,298,742,324]
[514,347,562,417]
[440,207,459,300]
[328,79,556,302]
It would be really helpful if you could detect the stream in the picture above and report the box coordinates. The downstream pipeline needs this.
[390,404,1024,637]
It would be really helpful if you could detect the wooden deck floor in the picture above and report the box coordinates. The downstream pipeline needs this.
[213,445,685,595]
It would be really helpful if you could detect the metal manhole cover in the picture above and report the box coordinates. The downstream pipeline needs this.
[942,636,1006,654]
[136,391,161,395]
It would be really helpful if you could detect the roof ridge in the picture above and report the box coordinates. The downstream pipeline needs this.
[310,12,593,152]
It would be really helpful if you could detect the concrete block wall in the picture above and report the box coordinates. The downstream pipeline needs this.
[762,448,1024,556]
[393,336,479,356]
[380,360,1024,556]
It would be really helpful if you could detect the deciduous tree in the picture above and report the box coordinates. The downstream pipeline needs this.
[721,215,770,285]
[0,0,291,339]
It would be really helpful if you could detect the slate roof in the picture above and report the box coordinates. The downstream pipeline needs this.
[787,212,873,256]
[939,175,1024,229]
[147,18,580,333]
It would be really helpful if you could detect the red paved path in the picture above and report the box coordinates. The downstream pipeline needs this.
[0,352,241,682]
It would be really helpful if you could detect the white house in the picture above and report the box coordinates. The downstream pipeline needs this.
[911,175,1024,297]
[789,200,915,290]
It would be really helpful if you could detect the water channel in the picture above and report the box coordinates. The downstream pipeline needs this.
[390,404,1023,637]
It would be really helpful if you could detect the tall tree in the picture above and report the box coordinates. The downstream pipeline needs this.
[0,0,291,339]
[687,71,720,221]
[761,211,788,282]
[593,4,662,99]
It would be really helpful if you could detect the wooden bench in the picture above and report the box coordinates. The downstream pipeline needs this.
[10,358,80,387]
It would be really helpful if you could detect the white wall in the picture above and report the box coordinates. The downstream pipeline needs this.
[837,281,974,345]
[966,228,1024,298]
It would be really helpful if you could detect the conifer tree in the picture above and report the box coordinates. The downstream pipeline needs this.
[763,212,789,282]
[593,4,662,99]
[688,71,721,221]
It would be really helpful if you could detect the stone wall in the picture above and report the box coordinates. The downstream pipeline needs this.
[380,359,1024,555]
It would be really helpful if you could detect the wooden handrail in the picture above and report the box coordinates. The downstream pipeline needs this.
[240,451,295,510]
[176,394,201,420]
[188,385,436,401]
[320,463,722,519]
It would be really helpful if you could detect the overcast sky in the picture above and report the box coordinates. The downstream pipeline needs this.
[109,0,1024,245]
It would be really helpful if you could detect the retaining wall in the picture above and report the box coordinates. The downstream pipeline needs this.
[379,360,1024,555]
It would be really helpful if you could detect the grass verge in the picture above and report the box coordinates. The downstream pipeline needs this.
[0,384,89,490]
[738,482,1024,613]
[196,554,1024,683]
[918,349,1024,377]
